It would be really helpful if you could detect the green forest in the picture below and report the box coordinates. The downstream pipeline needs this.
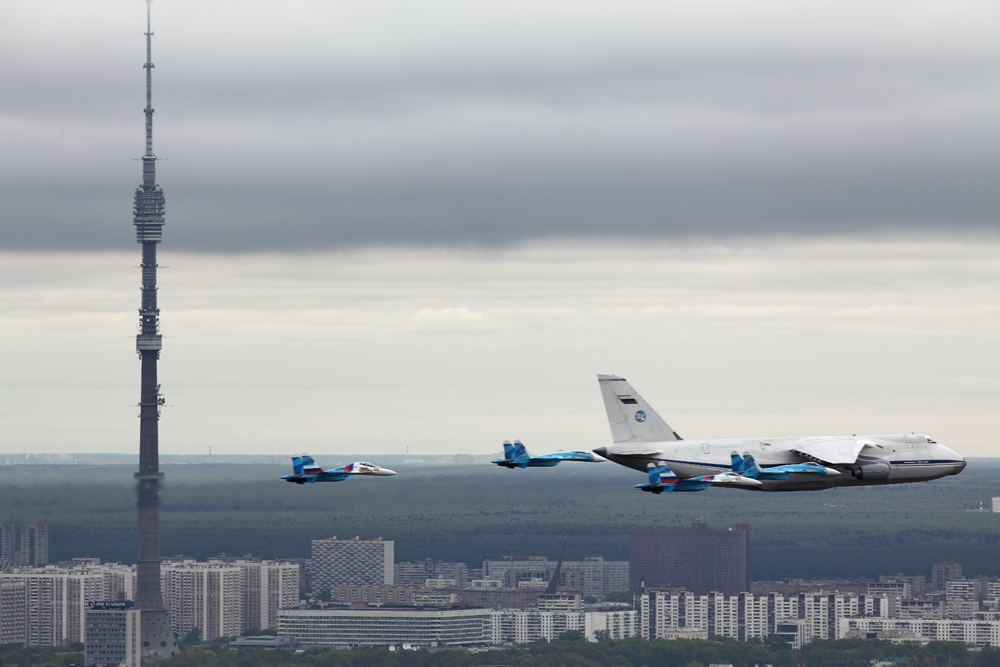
[3,635,999,667]
[1,457,998,581]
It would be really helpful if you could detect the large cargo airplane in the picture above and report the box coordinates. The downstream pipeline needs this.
[593,375,966,492]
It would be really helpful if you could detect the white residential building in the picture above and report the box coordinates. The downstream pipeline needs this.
[635,591,889,643]
[0,565,107,645]
[236,560,299,631]
[840,617,1000,647]
[278,607,488,647]
[489,608,637,643]
[311,537,394,592]
[161,560,243,641]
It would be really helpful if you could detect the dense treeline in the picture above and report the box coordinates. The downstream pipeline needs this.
[1,459,998,580]
[141,636,1000,667]
[0,642,83,666]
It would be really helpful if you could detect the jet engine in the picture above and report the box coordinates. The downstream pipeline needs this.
[851,458,891,481]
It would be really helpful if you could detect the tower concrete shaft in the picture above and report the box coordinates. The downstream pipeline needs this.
[132,1,176,657]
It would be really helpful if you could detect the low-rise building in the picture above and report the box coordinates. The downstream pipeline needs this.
[328,585,455,607]
[278,607,489,647]
[840,617,1000,647]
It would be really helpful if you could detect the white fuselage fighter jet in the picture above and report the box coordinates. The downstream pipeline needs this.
[592,375,966,492]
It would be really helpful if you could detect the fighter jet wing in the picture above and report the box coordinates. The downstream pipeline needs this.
[791,438,868,466]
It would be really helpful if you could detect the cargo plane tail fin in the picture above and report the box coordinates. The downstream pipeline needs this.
[598,375,682,444]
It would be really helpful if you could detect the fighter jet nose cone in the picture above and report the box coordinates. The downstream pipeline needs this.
[593,447,608,458]
[383,469,398,476]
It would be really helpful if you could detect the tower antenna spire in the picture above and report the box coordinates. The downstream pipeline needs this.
[143,0,156,163]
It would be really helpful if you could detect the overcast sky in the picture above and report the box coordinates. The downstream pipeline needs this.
[0,2,997,458]
[1,0,997,250]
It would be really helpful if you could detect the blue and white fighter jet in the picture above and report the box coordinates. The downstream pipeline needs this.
[281,454,396,484]
[491,440,606,469]
[730,452,838,480]
[635,461,762,493]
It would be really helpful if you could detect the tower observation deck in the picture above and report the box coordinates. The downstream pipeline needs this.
[132,1,176,657]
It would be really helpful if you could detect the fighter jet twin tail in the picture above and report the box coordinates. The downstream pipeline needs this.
[492,374,966,493]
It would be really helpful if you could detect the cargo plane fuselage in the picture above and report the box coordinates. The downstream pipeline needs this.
[594,375,965,492]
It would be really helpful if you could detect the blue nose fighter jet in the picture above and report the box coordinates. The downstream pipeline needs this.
[491,440,606,468]
[281,454,396,484]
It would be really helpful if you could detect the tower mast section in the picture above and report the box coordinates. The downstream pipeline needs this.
[131,0,175,656]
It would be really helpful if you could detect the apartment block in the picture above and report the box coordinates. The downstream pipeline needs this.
[0,580,26,644]
[20,524,48,568]
[0,566,105,645]
[237,560,299,631]
[480,557,629,597]
[395,560,468,588]
[0,524,48,568]
[489,608,637,643]
[635,590,889,642]
[932,561,963,592]
[161,560,243,641]
[85,607,142,667]
[278,607,489,647]
[311,537,394,592]
[841,617,1000,647]
[328,585,457,607]
[0,525,15,568]
[630,523,749,595]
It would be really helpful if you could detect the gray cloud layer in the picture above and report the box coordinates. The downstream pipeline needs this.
[1,1,997,251]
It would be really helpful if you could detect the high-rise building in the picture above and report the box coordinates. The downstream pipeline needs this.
[85,606,142,667]
[160,561,243,641]
[130,2,175,658]
[311,537,394,592]
[0,524,16,567]
[1,524,49,568]
[0,580,26,644]
[0,567,106,645]
[932,561,963,592]
[237,560,299,631]
[19,523,48,567]
[629,523,750,596]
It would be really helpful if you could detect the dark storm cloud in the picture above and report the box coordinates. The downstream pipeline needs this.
[1,0,997,251]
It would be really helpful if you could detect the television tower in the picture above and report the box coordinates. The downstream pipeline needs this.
[132,1,177,656]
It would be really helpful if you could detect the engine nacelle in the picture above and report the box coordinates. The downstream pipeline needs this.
[851,460,890,481]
